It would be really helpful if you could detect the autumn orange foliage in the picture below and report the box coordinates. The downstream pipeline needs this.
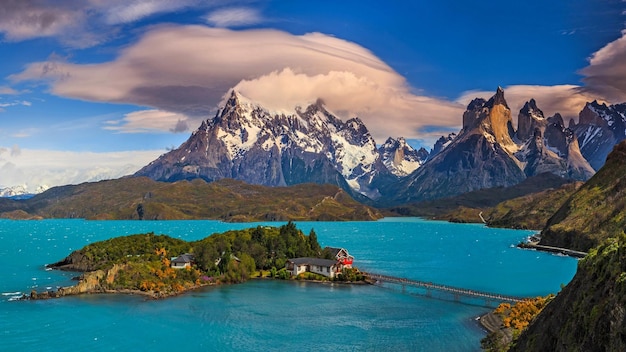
[495,296,553,331]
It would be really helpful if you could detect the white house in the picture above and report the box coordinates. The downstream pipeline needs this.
[285,257,341,278]
[286,248,355,279]
[171,253,194,269]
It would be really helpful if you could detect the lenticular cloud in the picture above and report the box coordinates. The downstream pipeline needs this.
[11,25,464,142]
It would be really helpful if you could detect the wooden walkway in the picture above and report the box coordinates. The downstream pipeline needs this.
[363,272,526,303]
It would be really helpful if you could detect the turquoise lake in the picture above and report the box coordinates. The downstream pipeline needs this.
[0,218,578,351]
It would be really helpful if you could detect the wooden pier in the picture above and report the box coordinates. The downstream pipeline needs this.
[363,272,526,304]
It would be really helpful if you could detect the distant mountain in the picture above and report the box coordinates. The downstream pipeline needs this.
[132,88,625,206]
[538,140,626,252]
[0,184,49,198]
[135,91,422,200]
[0,177,382,221]
[570,100,626,170]
[382,88,594,204]
[378,137,428,176]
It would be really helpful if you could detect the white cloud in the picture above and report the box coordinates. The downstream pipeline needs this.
[457,85,604,125]
[100,0,202,25]
[205,7,263,27]
[104,109,198,134]
[0,100,32,109]
[0,0,234,47]
[233,68,464,143]
[0,147,163,188]
[579,29,626,102]
[11,25,465,143]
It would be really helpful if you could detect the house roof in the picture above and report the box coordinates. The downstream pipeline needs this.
[324,247,352,258]
[172,253,194,264]
[287,257,338,267]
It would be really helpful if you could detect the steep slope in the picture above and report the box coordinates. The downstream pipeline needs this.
[135,91,391,200]
[572,101,626,170]
[539,140,626,252]
[510,234,626,352]
[0,177,382,221]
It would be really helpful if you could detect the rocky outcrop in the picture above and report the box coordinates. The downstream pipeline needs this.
[516,99,546,141]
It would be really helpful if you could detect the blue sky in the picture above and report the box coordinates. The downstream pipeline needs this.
[0,0,625,189]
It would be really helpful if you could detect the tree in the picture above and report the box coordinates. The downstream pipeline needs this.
[308,229,322,256]
[136,203,144,220]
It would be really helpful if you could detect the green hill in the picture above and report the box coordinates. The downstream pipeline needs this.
[509,234,626,351]
[386,173,574,226]
[539,141,626,252]
[1,177,382,222]
[482,181,583,230]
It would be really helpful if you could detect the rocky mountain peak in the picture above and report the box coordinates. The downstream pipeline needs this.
[461,87,513,140]
[486,86,509,109]
[517,99,546,142]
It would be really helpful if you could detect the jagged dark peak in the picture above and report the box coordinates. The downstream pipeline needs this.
[485,86,509,109]
[568,118,575,129]
[466,97,487,111]
[520,99,544,118]
[547,113,564,127]
[345,116,366,129]
[588,99,607,109]
[428,133,457,159]
[304,98,327,114]
[382,136,398,146]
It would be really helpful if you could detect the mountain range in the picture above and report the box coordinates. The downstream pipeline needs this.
[135,88,622,205]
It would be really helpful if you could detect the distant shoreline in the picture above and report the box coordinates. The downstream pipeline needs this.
[517,241,587,259]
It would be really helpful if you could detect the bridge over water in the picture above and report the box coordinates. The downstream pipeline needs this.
[363,272,526,305]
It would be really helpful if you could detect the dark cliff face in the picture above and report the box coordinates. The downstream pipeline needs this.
[510,235,626,352]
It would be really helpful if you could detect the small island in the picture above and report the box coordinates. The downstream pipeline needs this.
[27,222,364,300]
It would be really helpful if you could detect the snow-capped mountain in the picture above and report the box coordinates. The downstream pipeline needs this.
[135,88,621,205]
[570,101,626,170]
[135,91,411,199]
[0,184,49,198]
[378,137,428,177]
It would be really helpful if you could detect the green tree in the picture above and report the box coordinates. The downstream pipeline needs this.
[308,229,322,256]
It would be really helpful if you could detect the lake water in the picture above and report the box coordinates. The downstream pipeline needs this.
[0,218,578,351]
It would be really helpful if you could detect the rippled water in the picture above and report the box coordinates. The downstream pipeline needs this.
[0,218,577,351]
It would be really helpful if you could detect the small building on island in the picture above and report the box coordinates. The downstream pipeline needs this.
[285,247,354,279]
[171,253,194,269]
[324,247,354,268]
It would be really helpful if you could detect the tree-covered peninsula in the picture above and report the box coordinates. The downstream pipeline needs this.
[32,222,346,299]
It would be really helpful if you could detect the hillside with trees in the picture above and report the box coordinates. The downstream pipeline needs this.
[37,222,336,299]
